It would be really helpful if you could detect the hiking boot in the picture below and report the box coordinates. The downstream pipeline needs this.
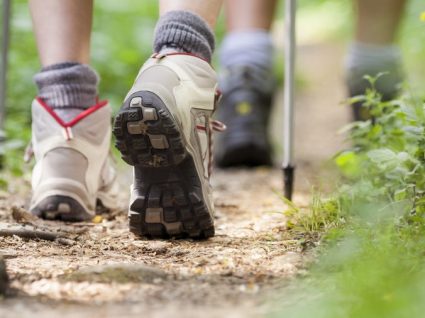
[30,98,120,221]
[214,66,274,167]
[113,53,223,239]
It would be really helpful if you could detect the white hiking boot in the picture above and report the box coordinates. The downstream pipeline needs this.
[113,53,224,238]
[30,98,120,221]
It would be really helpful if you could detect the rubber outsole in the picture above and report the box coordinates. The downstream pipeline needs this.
[113,90,215,239]
[31,195,93,222]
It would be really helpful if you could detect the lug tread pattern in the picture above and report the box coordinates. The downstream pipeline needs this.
[31,195,93,222]
[113,91,214,239]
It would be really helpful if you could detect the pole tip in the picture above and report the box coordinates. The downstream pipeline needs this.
[283,165,295,200]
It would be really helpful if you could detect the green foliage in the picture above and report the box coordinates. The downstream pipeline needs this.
[273,75,425,317]
[335,74,425,215]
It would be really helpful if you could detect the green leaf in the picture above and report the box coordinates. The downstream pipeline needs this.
[367,149,397,164]
[335,151,361,178]
[394,188,408,201]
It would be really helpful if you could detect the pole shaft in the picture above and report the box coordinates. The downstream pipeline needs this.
[283,0,296,168]
[1,0,11,130]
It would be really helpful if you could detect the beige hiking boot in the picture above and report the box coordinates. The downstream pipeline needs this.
[113,53,224,238]
[30,98,120,221]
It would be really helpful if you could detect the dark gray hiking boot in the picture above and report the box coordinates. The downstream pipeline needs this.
[215,66,274,167]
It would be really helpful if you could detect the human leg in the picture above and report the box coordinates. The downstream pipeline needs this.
[215,0,277,167]
[354,0,406,45]
[29,0,92,66]
[29,0,119,220]
[113,0,223,238]
[347,0,407,120]
[30,0,96,121]
[159,0,222,28]
[224,0,277,30]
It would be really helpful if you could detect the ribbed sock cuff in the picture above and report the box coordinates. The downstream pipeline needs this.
[219,29,275,94]
[219,29,274,72]
[34,63,99,110]
[345,42,402,71]
[345,42,404,97]
[153,10,215,62]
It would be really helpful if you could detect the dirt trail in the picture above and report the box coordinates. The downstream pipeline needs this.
[0,43,349,318]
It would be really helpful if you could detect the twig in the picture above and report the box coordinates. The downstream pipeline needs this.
[0,222,73,243]
[0,227,61,241]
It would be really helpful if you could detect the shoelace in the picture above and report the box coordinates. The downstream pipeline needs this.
[210,120,226,132]
[207,119,227,178]
[24,142,33,163]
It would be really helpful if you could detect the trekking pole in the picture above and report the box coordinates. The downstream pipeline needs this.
[282,0,296,200]
[0,0,11,167]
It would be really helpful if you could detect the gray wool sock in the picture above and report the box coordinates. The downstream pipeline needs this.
[219,29,275,94]
[34,63,99,122]
[153,10,215,62]
[345,42,404,98]
[220,29,274,76]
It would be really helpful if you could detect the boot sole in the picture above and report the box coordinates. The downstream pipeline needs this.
[31,195,93,222]
[113,91,215,239]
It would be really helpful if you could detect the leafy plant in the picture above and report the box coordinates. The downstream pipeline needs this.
[336,74,425,216]
[273,75,425,317]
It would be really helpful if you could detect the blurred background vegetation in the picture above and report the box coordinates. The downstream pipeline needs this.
[1,0,425,175]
